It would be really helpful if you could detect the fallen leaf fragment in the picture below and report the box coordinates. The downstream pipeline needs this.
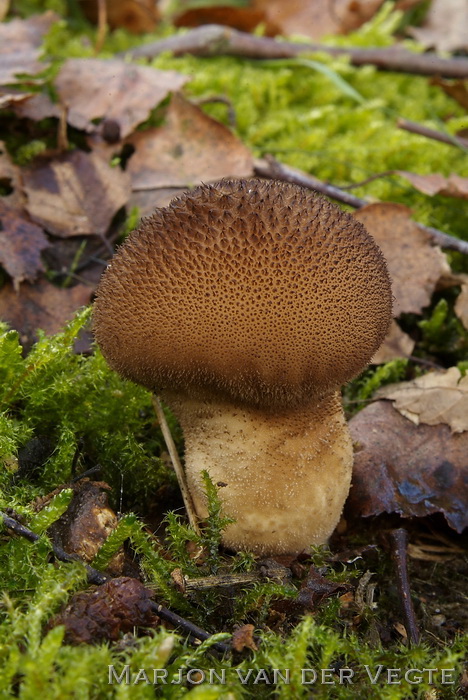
[455,284,468,330]
[252,0,385,40]
[55,59,189,139]
[50,577,158,644]
[396,171,468,200]
[296,567,349,610]
[431,77,468,111]
[23,150,131,238]
[0,141,23,209]
[372,320,415,364]
[0,12,56,85]
[80,0,159,33]
[175,6,268,34]
[409,0,468,52]
[348,400,468,532]
[127,93,253,190]
[0,278,92,349]
[353,203,450,316]
[9,92,59,122]
[377,367,468,433]
[232,624,258,652]
[0,199,48,290]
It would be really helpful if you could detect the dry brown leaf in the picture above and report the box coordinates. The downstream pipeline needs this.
[409,0,468,52]
[252,0,385,40]
[396,171,468,200]
[0,12,56,85]
[80,0,159,33]
[127,93,253,190]
[10,92,60,122]
[174,6,269,34]
[128,187,188,219]
[0,141,23,209]
[431,77,468,111]
[54,59,189,139]
[0,199,48,290]
[455,284,468,330]
[372,320,415,364]
[348,400,468,532]
[377,367,468,433]
[353,203,450,316]
[23,150,131,238]
[0,278,92,349]
[232,624,258,652]
[0,90,31,110]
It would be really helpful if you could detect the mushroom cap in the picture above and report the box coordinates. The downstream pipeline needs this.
[94,179,392,408]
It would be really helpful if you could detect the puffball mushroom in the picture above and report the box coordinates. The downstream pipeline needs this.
[94,179,392,554]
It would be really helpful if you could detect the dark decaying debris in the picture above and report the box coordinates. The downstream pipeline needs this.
[48,577,158,645]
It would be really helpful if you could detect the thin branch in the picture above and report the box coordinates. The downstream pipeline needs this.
[94,0,108,55]
[121,24,468,79]
[152,394,201,536]
[254,156,468,255]
[397,118,468,151]
[0,510,230,654]
[388,528,420,646]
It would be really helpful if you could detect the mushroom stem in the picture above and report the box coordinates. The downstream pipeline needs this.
[162,390,353,555]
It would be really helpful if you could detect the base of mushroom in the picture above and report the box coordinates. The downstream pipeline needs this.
[163,390,353,555]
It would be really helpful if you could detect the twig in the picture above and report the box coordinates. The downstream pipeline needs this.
[397,118,468,151]
[388,528,420,645]
[121,24,468,79]
[151,394,201,536]
[94,0,108,55]
[254,156,468,255]
[0,510,230,654]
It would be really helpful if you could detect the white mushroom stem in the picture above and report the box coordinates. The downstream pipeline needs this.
[162,390,353,555]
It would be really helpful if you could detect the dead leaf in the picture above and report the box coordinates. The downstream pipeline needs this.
[0,90,31,110]
[54,59,189,139]
[0,12,56,85]
[174,6,269,34]
[49,577,158,644]
[372,319,415,364]
[409,0,468,52]
[378,367,468,433]
[296,567,349,610]
[0,278,92,349]
[129,187,189,219]
[232,624,258,652]
[0,141,23,209]
[23,150,131,238]
[0,199,48,290]
[80,0,159,33]
[348,400,468,532]
[455,284,468,330]
[353,203,450,316]
[127,93,253,190]
[9,92,59,122]
[396,171,468,200]
[431,77,468,111]
[252,0,385,40]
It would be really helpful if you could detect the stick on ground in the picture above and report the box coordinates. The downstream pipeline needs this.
[152,394,201,535]
[254,156,468,255]
[0,510,230,654]
[121,24,468,79]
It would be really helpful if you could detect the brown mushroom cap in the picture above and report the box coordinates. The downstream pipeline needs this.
[94,179,392,409]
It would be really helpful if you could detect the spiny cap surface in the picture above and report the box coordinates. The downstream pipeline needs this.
[94,179,392,408]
